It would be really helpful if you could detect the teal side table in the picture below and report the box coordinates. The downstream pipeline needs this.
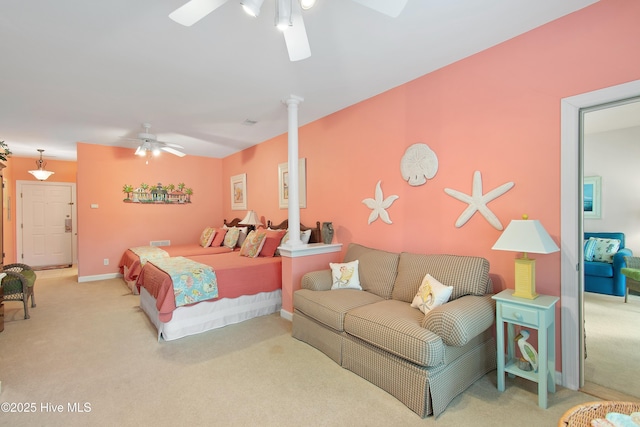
[492,289,559,409]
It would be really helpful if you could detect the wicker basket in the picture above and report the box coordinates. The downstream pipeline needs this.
[558,401,640,426]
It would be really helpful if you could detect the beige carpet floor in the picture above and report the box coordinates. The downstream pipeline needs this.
[0,268,598,426]
[584,291,640,398]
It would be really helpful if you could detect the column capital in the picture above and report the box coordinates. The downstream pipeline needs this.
[284,95,304,106]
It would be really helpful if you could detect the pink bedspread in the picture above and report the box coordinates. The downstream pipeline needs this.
[136,251,282,322]
[119,244,234,281]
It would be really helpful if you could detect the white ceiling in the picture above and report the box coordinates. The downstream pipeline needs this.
[0,0,600,161]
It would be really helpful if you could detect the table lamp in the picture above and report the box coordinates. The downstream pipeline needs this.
[239,210,262,231]
[492,215,559,299]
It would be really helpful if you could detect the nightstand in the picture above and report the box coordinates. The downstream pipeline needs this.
[492,289,559,409]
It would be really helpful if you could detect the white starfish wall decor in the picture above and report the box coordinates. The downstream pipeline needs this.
[444,171,514,230]
[362,180,399,225]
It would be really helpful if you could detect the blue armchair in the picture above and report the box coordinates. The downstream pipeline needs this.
[584,232,633,297]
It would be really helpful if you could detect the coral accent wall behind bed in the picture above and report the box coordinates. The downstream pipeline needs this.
[77,143,224,279]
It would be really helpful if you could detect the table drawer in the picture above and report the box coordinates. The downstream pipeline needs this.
[499,302,539,326]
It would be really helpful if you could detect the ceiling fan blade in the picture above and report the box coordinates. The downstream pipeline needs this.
[161,146,187,157]
[169,0,229,27]
[283,1,310,62]
[156,141,184,149]
[350,0,408,18]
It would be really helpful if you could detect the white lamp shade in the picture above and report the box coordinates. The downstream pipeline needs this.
[240,210,262,226]
[29,169,55,181]
[492,219,559,254]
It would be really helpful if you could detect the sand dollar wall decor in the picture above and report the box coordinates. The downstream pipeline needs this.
[400,143,438,186]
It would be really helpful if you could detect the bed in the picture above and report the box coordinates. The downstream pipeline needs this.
[119,218,245,294]
[136,220,322,341]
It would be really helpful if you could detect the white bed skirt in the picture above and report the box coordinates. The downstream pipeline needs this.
[139,287,282,341]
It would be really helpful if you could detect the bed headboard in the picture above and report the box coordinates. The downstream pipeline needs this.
[267,219,322,244]
[224,218,244,227]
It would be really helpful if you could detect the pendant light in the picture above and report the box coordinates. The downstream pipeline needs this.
[28,149,55,181]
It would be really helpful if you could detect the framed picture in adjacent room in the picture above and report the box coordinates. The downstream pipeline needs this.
[278,158,306,209]
[231,173,247,210]
[583,176,601,219]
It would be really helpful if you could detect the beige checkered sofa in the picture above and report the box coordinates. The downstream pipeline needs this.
[292,243,497,418]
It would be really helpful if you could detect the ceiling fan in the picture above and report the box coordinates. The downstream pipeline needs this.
[122,123,186,158]
[168,0,408,62]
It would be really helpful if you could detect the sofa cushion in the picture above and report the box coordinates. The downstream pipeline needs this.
[392,253,490,303]
[293,289,383,332]
[343,243,400,299]
[584,261,613,278]
[344,299,445,367]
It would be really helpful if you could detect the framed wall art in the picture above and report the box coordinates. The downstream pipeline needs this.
[278,158,307,209]
[583,175,601,219]
[231,173,247,210]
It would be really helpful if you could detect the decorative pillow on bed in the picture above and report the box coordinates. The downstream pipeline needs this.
[410,273,453,314]
[211,228,227,247]
[236,226,249,247]
[199,227,216,247]
[223,227,241,249]
[330,260,361,290]
[239,230,267,258]
[279,229,311,245]
[258,229,287,257]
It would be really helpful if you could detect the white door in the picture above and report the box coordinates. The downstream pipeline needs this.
[21,183,73,267]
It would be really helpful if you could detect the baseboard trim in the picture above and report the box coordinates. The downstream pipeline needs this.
[280,309,293,321]
[78,273,123,283]
[581,381,639,402]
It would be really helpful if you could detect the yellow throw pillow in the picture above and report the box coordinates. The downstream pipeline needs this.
[239,230,267,258]
[199,227,216,247]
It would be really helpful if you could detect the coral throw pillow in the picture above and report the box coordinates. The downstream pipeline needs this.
[259,229,287,257]
[199,227,216,247]
[411,274,453,314]
[211,228,227,247]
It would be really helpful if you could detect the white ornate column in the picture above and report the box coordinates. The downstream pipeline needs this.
[285,95,303,246]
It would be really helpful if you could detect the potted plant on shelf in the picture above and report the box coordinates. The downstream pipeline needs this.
[0,141,11,162]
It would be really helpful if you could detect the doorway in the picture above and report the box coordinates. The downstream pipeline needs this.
[560,79,640,392]
[16,181,77,268]
[581,98,640,398]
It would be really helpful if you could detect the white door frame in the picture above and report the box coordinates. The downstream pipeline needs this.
[560,79,640,390]
[16,180,77,266]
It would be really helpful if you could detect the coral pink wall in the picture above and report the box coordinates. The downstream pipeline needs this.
[2,157,77,265]
[77,143,224,278]
[221,0,640,362]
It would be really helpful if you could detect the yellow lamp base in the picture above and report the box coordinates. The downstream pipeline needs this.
[512,257,538,299]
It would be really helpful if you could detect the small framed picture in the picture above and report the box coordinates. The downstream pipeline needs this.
[278,158,307,209]
[583,176,601,219]
[231,173,247,210]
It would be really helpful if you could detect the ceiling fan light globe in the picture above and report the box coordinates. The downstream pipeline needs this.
[241,0,264,17]
[300,0,316,10]
[152,148,161,156]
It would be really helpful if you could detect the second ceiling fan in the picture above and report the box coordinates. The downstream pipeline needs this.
[169,0,408,62]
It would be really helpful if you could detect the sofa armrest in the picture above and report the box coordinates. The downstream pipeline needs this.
[421,294,495,347]
[613,248,633,269]
[300,269,333,291]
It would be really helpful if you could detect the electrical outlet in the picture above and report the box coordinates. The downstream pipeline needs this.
[103,259,109,266]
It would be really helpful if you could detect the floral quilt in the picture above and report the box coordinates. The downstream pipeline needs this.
[130,246,170,266]
[150,256,218,307]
